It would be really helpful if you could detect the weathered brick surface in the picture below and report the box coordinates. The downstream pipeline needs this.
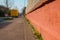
[26,0,60,40]
[26,0,47,14]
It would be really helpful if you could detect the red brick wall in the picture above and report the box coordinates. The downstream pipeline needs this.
[26,0,60,40]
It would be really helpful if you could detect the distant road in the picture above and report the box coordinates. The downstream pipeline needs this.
[0,22,12,28]
[0,17,12,28]
[0,17,5,22]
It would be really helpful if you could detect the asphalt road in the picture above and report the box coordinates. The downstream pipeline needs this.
[0,17,12,29]
[0,17,5,22]
[0,22,12,28]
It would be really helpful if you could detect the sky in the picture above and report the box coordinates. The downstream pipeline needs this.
[0,0,28,13]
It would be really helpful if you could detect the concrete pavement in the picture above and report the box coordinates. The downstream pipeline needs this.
[0,16,36,40]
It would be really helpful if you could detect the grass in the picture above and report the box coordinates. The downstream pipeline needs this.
[25,17,43,40]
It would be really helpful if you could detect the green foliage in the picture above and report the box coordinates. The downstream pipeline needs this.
[6,10,11,16]
[31,25,43,40]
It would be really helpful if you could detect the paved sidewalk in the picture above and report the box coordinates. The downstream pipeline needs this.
[0,17,36,40]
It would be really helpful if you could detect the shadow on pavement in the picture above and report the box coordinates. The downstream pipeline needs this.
[0,22,12,29]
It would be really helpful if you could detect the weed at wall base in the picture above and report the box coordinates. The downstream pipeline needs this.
[25,17,43,40]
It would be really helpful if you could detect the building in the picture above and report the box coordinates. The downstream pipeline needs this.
[0,5,9,17]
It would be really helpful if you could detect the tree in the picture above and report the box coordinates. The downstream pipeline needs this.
[5,0,14,8]
[22,7,26,16]
[4,0,14,16]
